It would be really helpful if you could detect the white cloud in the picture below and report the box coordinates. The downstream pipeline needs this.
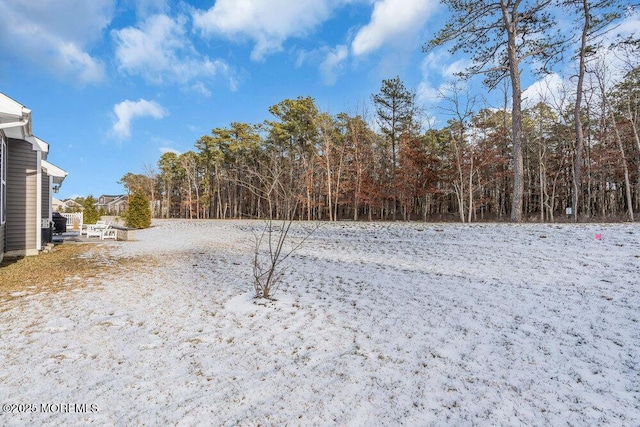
[351,0,437,57]
[159,147,182,155]
[521,11,640,111]
[602,9,640,46]
[192,0,436,80]
[522,73,567,109]
[112,14,235,91]
[417,51,471,105]
[58,43,106,83]
[113,99,168,139]
[320,45,349,85]
[0,0,113,83]
[597,11,640,77]
[192,0,338,61]
[416,81,442,105]
[189,82,212,97]
[125,0,169,18]
[421,51,470,78]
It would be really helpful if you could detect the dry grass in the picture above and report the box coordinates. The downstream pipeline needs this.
[0,243,153,306]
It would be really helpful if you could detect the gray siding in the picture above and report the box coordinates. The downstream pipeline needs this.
[1,132,5,258]
[6,138,37,253]
[0,224,4,260]
[42,172,50,220]
[1,133,5,259]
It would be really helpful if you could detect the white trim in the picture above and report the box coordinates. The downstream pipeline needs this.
[36,150,42,251]
[0,92,30,118]
[31,136,49,153]
[26,135,47,153]
[5,248,40,257]
[0,119,28,130]
[0,134,5,225]
[41,159,67,187]
[0,93,32,139]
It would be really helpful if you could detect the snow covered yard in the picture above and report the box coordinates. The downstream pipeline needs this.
[1,219,639,426]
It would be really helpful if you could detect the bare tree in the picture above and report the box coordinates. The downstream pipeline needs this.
[612,44,640,212]
[231,147,320,299]
[252,208,319,299]
[593,58,635,221]
[426,0,561,222]
[438,82,478,222]
[179,151,201,219]
[142,164,160,218]
[317,113,348,221]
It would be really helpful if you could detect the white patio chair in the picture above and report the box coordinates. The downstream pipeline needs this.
[86,224,103,238]
[101,225,117,240]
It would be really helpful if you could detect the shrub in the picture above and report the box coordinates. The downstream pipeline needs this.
[252,217,319,299]
[83,195,100,224]
[124,192,151,229]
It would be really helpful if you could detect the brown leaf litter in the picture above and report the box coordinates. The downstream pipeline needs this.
[0,243,154,307]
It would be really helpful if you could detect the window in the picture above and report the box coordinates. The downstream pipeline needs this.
[0,135,5,224]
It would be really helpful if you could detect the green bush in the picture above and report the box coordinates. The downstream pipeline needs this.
[83,195,100,224]
[124,192,151,229]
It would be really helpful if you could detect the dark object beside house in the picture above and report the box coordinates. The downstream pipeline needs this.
[42,225,52,244]
[52,212,67,234]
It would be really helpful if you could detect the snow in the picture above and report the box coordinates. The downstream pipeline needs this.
[1,219,639,425]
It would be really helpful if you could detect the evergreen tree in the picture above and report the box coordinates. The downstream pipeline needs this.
[372,76,417,171]
[372,76,417,219]
[83,195,100,224]
[124,192,151,229]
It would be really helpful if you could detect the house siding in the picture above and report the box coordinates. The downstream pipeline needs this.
[0,224,5,262]
[42,172,50,221]
[1,133,6,260]
[6,138,38,255]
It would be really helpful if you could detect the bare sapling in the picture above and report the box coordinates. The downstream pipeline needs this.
[252,209,318,299]
[235,149,319,299]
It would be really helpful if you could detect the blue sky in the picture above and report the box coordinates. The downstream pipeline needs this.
[0,0,638,199]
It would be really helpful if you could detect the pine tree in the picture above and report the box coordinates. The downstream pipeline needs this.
[124,192,151,229]
[373,76,416,171]
[373,76,417,220]
[82,195,100,224]
[426,0,561,222]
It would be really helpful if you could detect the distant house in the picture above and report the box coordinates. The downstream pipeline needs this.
[97,194,128,215]
[60,198,83,212]
[1,93,67,261]
[52,197,64,212]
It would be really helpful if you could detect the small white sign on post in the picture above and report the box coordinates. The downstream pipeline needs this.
[566,207,573,216]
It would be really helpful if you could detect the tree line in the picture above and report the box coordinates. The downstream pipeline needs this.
[118,67,638,223]
[119,0,639,223]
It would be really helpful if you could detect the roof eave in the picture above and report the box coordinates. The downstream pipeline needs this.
[42,160,68,189]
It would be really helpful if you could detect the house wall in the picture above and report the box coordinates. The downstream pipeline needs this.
[109,200,128,215]
[1,133,6,261]
[6,138,38,256]
[0,224,4,262]
[42,172,50,221]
